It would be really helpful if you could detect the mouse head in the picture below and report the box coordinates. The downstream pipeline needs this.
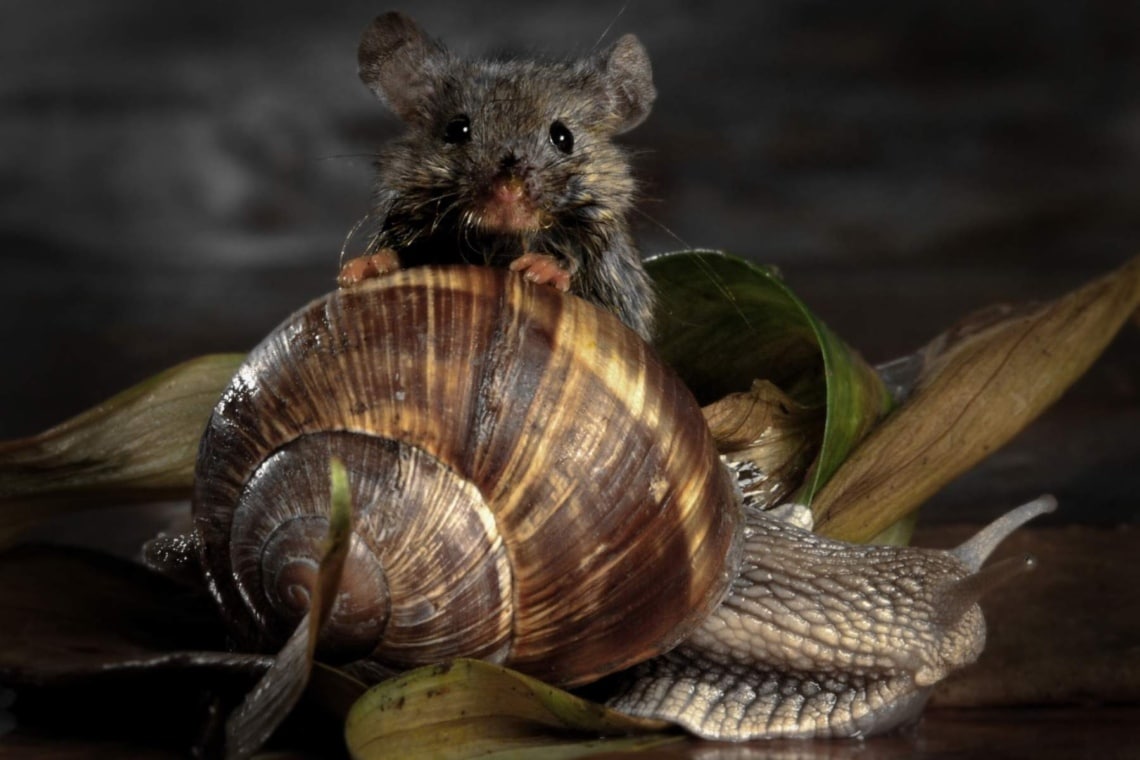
[359,12,655,134]
[357,12,656,238]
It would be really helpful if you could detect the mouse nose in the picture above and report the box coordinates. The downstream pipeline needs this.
[492,175,526,202]
[499,153,521,171]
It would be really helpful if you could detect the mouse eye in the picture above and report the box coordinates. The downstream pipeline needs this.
[549,120,574,154]
[443,115,471,145]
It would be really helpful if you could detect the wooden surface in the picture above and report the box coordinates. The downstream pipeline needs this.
[1,2,1137,757]
[670,707,1140,759]
[5,707,1139,759]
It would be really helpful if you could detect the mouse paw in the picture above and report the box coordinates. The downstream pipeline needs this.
[509,252,572,292]
[337,249,401,288]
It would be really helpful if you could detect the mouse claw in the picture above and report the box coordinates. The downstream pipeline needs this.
[509,252,572,292]
[338,249,401,288]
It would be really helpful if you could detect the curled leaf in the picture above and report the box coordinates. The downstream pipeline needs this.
[702,380,817,453]
[0,544,243,685]
[813,255,1140,541]
[701,380,821,508]
[649,251,891,506]
[345,659,676,759]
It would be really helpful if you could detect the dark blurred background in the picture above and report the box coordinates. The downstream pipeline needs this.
[2,0,1137,522]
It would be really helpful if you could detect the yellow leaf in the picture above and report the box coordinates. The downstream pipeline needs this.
[813,255,1140,541]
[345,659,676,759]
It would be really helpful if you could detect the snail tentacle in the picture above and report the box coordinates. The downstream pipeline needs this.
[950,494,1056,571]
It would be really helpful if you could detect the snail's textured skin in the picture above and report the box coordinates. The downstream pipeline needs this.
[609,507,984,738]
[192,265,740,687]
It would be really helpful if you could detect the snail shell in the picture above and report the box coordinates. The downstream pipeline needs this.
[192,263,1054,741]
[192,265,741,686]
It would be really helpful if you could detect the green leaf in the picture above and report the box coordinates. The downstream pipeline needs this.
[344,659,678,759]
[0,353,243,546]
[649,251,892,506]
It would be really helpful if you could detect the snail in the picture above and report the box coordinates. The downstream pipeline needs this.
[190,264,1053,741]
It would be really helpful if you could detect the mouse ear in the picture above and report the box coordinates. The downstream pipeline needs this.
[358,12,447,122]
[600,34,657,134]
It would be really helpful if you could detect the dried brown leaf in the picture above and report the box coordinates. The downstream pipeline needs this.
[813,255,1140,541]
[0,354,243,546]
[702,380,822,508]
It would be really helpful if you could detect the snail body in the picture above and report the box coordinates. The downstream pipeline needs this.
[609,505,1040,739]
[192,265,1050,740]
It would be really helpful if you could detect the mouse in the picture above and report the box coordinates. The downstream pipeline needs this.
[340,11,658,341]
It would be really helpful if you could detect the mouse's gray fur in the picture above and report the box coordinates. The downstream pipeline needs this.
[356,11,657,340]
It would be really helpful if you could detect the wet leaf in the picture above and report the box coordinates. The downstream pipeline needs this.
[0,541,369,756]
[0,544,255,684]
[0,545,265,756]
[813,255,1140,541]
[0,354,243,546]
[649,251,892,505]
[345,659,678,759]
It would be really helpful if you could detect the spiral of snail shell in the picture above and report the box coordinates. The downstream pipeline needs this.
[192,265,742,686]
